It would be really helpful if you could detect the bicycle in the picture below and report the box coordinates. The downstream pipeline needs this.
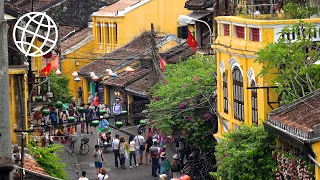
[79,135,90,155]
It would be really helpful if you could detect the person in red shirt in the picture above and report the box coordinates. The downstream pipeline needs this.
[93,92,100,112]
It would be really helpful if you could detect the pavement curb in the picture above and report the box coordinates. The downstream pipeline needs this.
[109,125,135,137]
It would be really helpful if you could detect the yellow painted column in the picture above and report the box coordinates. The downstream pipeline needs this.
[110,21,115,50]
[104,87,109,106]
[101,21,105,52]
[9,75,17,144]
[312,142,320,180]
[127,94,133,124]
[108,21,112,52]
[105,22,109,46]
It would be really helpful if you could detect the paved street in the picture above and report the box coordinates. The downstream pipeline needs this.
[65,123,175,180]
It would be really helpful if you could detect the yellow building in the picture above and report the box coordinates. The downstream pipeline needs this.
[91,0,190,53]
[212,16,320,139]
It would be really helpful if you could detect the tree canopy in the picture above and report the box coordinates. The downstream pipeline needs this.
[147,56,217,151]
[255,20,320,104]
[42,73,73,103]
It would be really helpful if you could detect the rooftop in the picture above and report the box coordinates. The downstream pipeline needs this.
[160,42,195,64]
[60,27,93,54]
[92,0,146,16]
[125,72,159,97]
[268,90,320,141]
[13,0,64,12]
[185,0,214,10]
[103,68,150,87]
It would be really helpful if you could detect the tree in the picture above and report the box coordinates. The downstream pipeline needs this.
[211,125,276,180]
[255,20,320,104]
[42,73,73,103]
[147,56,217,152]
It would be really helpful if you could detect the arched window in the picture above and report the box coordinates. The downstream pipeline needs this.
[223,72,228,113]
[232,66,244,121]
[97,22,101,43]
[251,80,258,125]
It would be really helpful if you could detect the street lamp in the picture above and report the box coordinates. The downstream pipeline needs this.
[92,75,99,81]
[126,66,134,73]
[55,69,61,75]
[72,71,78,77]
[178,15,212,44]
[74,77,81,83]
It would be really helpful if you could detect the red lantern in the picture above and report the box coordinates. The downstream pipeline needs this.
[43,52,52,58]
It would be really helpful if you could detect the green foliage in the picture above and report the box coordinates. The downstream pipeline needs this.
[42,73,73,103]
[147,56,217,151]
[283,3,318,19]
[28,142,67,179]
[255,20,320,104]
[212,125,276,180]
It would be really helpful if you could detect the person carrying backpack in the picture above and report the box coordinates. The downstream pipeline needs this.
[170,154,181,178]
[84,103,93,134]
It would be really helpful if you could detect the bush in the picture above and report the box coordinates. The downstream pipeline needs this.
[28,142,66,179]
[212,125,276,180]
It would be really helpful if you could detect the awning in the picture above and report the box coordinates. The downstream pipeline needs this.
[187,11,212,21]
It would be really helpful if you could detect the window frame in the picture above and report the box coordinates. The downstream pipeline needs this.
[222,72,228,114]
[232,66,244,121]
[251,80,258,125]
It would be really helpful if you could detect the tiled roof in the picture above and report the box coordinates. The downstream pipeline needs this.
[185,0,215,10]
[5,1,28,15]
[103,68,150,87]
[13,0,65,12]
[125,72,159,97]
[60,27,93,53]
[79,59,122,77]
[268,90,320,140]
[59,25,82,40]
[160,42,195,64]
[93,0,141,16]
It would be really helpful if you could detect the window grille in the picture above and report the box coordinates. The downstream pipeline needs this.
[251,80,258,125]
[223,24,230,36]
[235,26,245,39]
[223,73,228,113]
[232,67,244,121]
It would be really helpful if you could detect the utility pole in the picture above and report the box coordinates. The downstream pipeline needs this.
[149,23,162,80]
[0,0,14,179]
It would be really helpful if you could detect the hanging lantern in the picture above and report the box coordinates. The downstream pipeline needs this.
[55,69,61,75]
[78,107,85,113]
[110,72,117,78]
[126,66,134,73]
[67,116,75,123]
[105,69,112,75]
[91,120,100,127]
[42,109,50,116]
[120,110,128,115]
[72,71,78,77]
[35,96,42,102]
[89,72,95,78]
[55,101,63,108]
[115,121,124,128]
[92,75,99,81]
[99,109,106,116]
[74,77,81,83]
[43,52,52,58]
[139,119,147,126]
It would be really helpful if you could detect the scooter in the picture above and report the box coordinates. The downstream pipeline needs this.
[97,127,112,152]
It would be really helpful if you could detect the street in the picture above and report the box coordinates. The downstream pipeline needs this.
[68,124,175,180]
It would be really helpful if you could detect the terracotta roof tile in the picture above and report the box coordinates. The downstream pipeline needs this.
[160,42,195,64]
[5,1,28,15]
[94,0,141,16]
[185,0,214,10]
[268,90,320,139]
[103,68,150,87]
[24,156,47,175]
[125,72,159,97]
[79,59,122,77]
[60,27,93,53]
[14,0,65,12]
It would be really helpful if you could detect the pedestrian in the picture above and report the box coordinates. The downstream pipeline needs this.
[144,136,153,165]
[105,104,111,118]
[98,167,109,180]
[88,92,93,104]
[84,103,94,134]
[170,154,181,178]
[159,152,170,180]
[93,92,100,113]
[78,171,89,180]
[134,131,145,165]
[119,136,128,169]
[112,134,120,168]
[128,136,138,169]
[93,145,104,175]
[113,98,122,122]
[159,145,166,154]
[150,141,160,177]
[80,103,86,133]
[176,138,186,166]
[77,87,83,105]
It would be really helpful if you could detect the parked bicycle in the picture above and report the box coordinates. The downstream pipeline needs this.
[79,135,90,155]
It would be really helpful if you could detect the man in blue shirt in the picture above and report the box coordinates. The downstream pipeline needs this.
[84,103,94,134]
[113,98,122,123]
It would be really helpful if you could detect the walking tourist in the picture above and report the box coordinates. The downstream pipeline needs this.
[119,136,128,169]
[134,131,145,165]
[128,135,138,168]
[176,138,186,166]
[105,104,111,118]
[77,87,83,105]
[98,167,109,180]
[93,92,100,112]
[93,145,104,175]
[150,141,160,177]
[113,98,122,122]
[88,92,93,104]
[170,154,181,178]
[159,152,169,180]
[84,103,94,134]
[78,171,89,180]
[145,136,153,165]
[112,134,120,168]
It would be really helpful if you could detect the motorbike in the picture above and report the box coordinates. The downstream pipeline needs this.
[97,127,112,151]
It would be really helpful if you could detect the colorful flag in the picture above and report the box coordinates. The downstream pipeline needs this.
[188,30,198,51]
[50,55,59,69]
[160,57,167,72]
[40,63,51,76]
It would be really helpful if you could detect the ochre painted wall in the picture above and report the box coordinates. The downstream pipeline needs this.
[92,0,190,53]
[312,142,320,179]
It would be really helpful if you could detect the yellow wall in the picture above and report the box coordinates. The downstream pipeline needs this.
[92,0,190,53]
[8,69,28,144]
[62,40,103,103]
[312,142,320,179]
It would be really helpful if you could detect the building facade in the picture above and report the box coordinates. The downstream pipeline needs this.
[212,16,320,139]
[91,0,190,53]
